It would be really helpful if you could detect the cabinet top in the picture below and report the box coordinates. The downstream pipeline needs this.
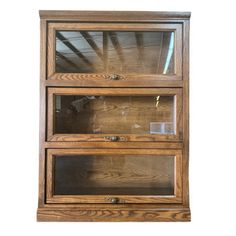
[39,10,191,21]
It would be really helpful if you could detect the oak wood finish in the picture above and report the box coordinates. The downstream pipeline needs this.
[47,22,182,85]
[44,75,183,87]
[38,10,191,222]
[39,10,191,21]
[43,141,183,149]
[47,88,182,142]
[46,149,182,204]
[37,208,190,222]
[182,19,190,207]
[55,96,175,135]
[38,19,47,208]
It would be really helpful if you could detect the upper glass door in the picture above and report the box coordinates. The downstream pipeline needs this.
[47,23,182,86]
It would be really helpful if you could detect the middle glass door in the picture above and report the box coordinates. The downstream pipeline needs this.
[47,88,182,142]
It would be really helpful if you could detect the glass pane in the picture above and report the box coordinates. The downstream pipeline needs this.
[54,95,175,135]
[55,31,174,74]
[54,155,175,195]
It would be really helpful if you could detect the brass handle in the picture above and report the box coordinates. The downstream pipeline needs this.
[105,136,119,142]
[109,74,120,80]
[109,197,119,204]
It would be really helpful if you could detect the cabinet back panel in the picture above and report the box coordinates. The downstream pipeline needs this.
[55,95,175,135]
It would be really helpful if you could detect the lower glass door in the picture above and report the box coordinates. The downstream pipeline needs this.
[46,149,182,203]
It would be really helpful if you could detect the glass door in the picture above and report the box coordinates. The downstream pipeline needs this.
[47,88,182,142]
[46,149,182,203]
[47,23,182,86]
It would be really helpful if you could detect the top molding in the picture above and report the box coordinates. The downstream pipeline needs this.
[39,10,191,21]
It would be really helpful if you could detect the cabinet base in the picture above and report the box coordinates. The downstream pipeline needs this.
[37,207,191,222]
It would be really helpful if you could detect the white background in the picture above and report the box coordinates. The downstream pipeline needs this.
[0,0,236,235]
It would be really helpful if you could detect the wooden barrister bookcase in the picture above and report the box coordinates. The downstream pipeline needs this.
[37,10,191,222]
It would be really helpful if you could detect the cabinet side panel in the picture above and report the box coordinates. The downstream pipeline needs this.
[182,19,190,207]
[38,19,47,207]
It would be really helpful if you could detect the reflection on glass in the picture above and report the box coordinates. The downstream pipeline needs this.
[55,31,175,74]
[54,95,175,135]
[54,155,175,195]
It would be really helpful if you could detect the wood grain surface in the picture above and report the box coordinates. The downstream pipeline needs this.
[38,10,190,222]
[39,10,191,21]
[47,87,182,142]
[54,96,174,134]
[37,208,191,222]
[47,22,182,84]
[46,149,182,204]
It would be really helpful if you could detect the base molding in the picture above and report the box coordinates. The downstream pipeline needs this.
[37,207,191,222]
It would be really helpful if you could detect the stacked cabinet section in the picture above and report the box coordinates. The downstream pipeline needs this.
[46,149,182,204]
[47,22,182,86]
[47,88,182,141]
[38,11,190,222]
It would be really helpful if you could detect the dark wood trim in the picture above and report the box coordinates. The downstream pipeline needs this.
[47,22,182,83]
[46,149,182,204]
[46,74,183,87]
[39,10,191,21]
[37,207,191,222]
[38,19,47,208]
[43,141,183,149]
[182,19,190,207]
[48,133,181,142]
[41,203,186,209]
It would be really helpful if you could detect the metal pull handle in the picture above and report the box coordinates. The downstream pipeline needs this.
[106,74,125,81]
[107,74,123,80]
[105,136,119,142]
[107,197,119,204]
[109,74,120,80]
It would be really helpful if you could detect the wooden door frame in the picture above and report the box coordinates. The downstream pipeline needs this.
[47,22,182,86]
[47,87,183,142]
[46,148,182,204]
